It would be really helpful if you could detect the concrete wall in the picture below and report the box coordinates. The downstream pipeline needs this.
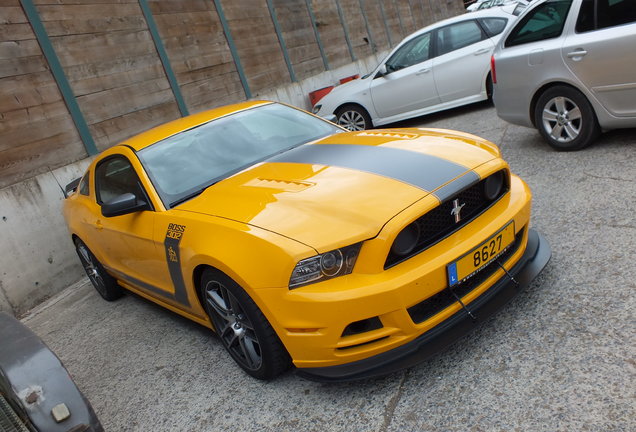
[0,159,91,315]
[0,51,388,316]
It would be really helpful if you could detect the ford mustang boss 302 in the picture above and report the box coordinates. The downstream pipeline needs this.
[63,101,550,381]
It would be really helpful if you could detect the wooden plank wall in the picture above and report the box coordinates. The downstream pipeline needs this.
[383,1,405,45]
[34,0,181,152]
[0,0,466,189]
[147,0,243,112]
[272,0,323,81]
[0,0,86,189]
[312,1,349,69]
[222,1,290,94]
[338,0,373,59]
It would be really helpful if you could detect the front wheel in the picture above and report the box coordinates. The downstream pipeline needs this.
[335,105,372,131]
[534,86,600,151]
[74,238,123,301]
[200,269,290,380]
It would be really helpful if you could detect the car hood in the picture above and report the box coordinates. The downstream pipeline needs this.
[175,129,500,252]
[319,77,370,106]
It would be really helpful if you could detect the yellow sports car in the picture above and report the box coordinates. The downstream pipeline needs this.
[63,101,550,381]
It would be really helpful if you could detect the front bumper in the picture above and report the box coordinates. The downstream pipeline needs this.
[296,228,551,382]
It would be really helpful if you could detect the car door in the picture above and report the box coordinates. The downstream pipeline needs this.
[92,153,168,294]
[370,32,440,119]
[432,19,495,104]
[562,0,636,117]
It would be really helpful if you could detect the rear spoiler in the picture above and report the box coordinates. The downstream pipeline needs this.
[64,177,81,198]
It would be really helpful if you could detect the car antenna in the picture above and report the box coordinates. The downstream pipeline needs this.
[48,166,68,198]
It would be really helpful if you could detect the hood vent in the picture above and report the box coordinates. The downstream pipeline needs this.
[244,177,314,193]
[356,131,419,140]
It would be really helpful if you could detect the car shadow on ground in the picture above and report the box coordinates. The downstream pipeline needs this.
[381,100,495,130]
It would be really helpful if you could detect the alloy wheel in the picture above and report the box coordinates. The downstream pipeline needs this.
[204,280,262,370]
[541,96,582,143]
[77,244,107,296]
[338,110,367,131]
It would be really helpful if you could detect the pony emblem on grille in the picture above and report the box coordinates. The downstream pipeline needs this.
[450,199,465,223]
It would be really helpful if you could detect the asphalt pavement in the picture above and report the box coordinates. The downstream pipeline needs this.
[22,102,635,431]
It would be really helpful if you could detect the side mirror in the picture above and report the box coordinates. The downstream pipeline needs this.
[375,64,388,78]
[101,193,148,217]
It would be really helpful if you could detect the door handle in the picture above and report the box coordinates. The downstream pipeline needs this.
[567,49,587,59]
[474,48,490,56]
[416,68,430,75]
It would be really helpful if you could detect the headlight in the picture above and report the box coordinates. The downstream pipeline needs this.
[312,104,322,114]
[289,243,362,289]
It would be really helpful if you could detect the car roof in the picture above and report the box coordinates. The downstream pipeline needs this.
[121,100,273,152]
[401,6,516,44]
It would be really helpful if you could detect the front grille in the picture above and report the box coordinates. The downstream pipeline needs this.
[385,170,509,269]
[407,227,524,325]
[0,394,30,432]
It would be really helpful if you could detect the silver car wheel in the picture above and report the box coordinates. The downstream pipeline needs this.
[338,110,367,131]
[541,96,582,143]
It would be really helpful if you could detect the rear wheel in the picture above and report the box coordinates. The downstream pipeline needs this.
[200,268,290,380]
[335,104,372,131]
[534,86,600,151]
[74,238,123,301]
[486,74,493,101]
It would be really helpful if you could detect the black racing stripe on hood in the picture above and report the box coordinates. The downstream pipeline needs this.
[268,144,480,200]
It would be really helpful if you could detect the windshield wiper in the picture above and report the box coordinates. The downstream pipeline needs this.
[169,182,216,208]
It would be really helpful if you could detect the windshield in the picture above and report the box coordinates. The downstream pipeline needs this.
[138,103,341,207]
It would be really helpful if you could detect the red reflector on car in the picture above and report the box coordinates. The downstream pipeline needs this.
[491,55,497,84]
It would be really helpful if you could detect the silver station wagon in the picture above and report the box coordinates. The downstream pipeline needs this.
[491,0,636,150]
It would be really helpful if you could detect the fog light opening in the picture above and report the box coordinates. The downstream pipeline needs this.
[391,222,420,256]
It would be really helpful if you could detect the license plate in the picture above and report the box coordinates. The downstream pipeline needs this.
[447,221,515,287]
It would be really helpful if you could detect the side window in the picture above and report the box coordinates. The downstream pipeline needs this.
[95,157,145,205]
[436,20,485,56]
[576,0,635,33]
[505,0,573,47]
[597,0,636,29]
[385,33,431,72]
[79,173,89,196]
[479,17,508,37]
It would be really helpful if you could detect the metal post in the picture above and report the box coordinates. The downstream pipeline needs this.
[358,0,376,52]
[213,0,252,99]
[407,0,417,29]
[19,0,98,155]
[392,0,406,38]
[138,0,189,117]
[305,0,330,70]
[335,0,356,62]
[266,0,297,82]
[378,0,393,47]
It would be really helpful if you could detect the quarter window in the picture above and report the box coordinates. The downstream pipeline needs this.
[78,173,89,196]
[436,20,485,56]
[479,17,508,37]
[95,157,146,205]
[505,0,573,47]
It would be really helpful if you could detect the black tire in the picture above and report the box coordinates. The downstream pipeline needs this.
[200,268,291,380]
[74,238,123,301]
[534,85,600,151]
[486,74,493,102]
[335,104,372,131]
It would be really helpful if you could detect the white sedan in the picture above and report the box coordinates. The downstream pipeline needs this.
[313,8,518,130]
